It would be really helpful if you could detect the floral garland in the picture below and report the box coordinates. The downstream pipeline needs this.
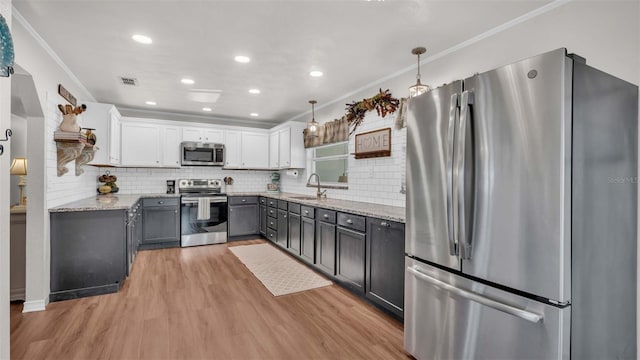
[344,89,400,135]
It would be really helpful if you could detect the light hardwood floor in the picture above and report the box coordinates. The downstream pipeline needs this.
[10,239,406,359]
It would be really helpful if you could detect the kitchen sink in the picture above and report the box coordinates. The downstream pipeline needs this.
[288,196,319,201]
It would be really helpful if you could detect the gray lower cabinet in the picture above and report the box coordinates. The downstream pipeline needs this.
[260,204,267,236]
[228,196,260,238]
[277,208,288,248]
[366,217,405,318]
[300,206,315,263]
[140,197,180,249]
[288,212,301,255]
[336,212,366,293]
[315,209,336,275]
[50,210,127,301]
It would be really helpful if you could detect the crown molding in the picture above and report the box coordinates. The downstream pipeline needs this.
[116,106,280,129]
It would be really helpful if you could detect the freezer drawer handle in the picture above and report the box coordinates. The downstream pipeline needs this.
[407,266,543,324]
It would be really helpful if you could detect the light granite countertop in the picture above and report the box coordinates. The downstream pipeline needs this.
[49,192,405,223]
[49,193,180,212]
[228,192,406,223]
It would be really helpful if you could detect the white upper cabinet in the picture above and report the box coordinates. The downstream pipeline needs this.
[81,102,121,166]
[269,132,279,169]
[224,130,242,168]
[161,126,181,168]
[120,121,161,167]
[241,131,270,169]
[270,122,306,169]
[182,127,224,143]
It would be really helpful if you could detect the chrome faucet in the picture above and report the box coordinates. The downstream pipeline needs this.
[307,172,327,200]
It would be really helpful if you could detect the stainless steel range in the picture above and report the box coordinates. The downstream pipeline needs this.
[179,179,228,247]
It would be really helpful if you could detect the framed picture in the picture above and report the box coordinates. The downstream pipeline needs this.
[354,127,391,159]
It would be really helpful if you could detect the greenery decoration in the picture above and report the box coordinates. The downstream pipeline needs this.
[344,89,400,135]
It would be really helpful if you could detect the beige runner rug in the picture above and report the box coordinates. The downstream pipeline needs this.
[229,243,332,296]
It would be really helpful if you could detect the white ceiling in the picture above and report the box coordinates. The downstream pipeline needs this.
[13,0,552,128]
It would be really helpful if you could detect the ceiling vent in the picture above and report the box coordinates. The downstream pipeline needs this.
[120,77,138,86]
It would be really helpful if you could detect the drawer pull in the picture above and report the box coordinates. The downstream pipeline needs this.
[284,215,287,218]
[158,201,164,204]
[323,214,329,219]
[380,221,390,227]
[304,210,309,214]
[346,219,353,224]
[242,199,247,202]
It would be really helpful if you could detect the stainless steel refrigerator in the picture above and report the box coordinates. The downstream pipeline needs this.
[405,48,638,359]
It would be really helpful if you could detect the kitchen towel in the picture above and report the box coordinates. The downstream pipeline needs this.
[197,197,210,220]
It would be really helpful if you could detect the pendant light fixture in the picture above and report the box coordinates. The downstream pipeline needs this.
[408,47,430,98]
[307,100,319,137]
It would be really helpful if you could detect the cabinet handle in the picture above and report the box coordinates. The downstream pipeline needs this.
[242,199,247,202]
[158,201,164,204]
[323,214,329,219]
[175,210,178,214]
[346,219,353,224]
[284,215,287,218]
[304,210,309,214]
[380,221,390,227]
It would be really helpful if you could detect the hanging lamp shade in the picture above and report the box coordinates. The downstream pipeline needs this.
[307,100,319,137]
[0,13,15,77]
[409,47,430,98]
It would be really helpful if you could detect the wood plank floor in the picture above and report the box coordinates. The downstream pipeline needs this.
[10,239,407,359]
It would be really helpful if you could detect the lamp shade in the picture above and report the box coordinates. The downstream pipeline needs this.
[10,157,27,175]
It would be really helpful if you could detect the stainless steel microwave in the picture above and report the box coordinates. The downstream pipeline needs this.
[181,142,224,166]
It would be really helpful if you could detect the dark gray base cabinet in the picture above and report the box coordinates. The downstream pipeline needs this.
[260,204,267,236]
[228,197,260,239]
[277,209,288,248]
[140,197,180,249]
[315,210,336,276]
[366,218,405,319]
[50,210,127,302]
[288,212,301,255]
[300,216,315,263]
[336,226,366,293]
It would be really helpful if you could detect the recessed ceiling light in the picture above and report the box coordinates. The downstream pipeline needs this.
[234,55,251,63]
[309,70,324,77]
[132,34,152,44]
[181,78,195,85]
[145,101,156,105]
[250,113,259,117]
[248,89,261,94]
[202,107,212,112]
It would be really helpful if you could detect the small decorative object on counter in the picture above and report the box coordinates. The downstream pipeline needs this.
[97,171,119,194]
[223,176,234,185]
[267,172,280,192]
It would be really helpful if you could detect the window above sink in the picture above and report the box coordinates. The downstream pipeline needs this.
[308,142,348,189]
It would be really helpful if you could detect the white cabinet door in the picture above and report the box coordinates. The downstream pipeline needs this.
[161,126,181,167]
[182,127,203,142]
[278,128,291,168]
[121,122,161,167]
[269,132,279,169]
[203,129,224,143]
[288,123,307,168]
[108,109,121,165]
[224,130,242,168]
[242,132,269,169]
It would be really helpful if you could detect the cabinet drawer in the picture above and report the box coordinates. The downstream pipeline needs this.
[259,197,267,205]
[278,200,288,210]
[317,209,336,224]
[289,203,301,214]
[337,212,366,232]
[267,229,277,242]
[267,207,277,217]
[301,206,315,219]
[268,216,278,230]
[267,198,278,207]
[142,197,179,207]
[229,196,258,205]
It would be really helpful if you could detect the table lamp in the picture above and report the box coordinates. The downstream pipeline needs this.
[10,157,27,207]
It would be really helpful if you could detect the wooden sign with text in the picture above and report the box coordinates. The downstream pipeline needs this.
[58,84,77,106]
[354,127,391,159]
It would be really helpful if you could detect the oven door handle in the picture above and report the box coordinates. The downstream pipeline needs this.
[181,198,228,205]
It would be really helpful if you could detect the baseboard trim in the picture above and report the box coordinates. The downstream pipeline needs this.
[22,299,46,313]
[10,287,25,302]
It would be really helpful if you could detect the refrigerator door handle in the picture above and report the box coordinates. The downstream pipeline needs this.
[458,90,473,259]
[447,93,459,256]
[407,265,544,323]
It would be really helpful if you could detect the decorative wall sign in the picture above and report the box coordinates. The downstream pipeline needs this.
[354,127,391,159]
[58,84,77,106]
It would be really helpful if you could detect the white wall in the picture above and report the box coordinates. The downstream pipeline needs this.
[11,12,97,311]
[0,1,11,358]
[9,114,25,206]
